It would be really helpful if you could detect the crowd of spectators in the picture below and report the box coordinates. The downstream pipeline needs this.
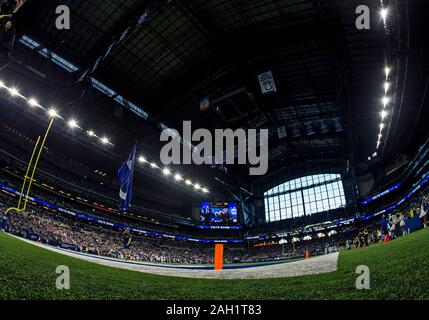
[1,199,344,264]
[351,189,428,248]
[1,184,428,265]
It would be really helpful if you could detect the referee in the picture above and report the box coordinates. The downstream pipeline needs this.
[0,0,26,70]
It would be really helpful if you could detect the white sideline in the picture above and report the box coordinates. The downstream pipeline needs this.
[9,234,339,279]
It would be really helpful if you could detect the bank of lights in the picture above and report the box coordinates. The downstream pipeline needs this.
[377,65,391,150]
[136,159,208,193]
[0,79,114,147]
[0,80,210,195]
[136,154,208,194]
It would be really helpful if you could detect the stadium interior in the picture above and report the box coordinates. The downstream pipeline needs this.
[0,0,428,301]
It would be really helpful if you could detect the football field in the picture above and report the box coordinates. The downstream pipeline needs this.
[0,229,428,299]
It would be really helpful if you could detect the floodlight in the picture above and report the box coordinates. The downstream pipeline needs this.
[48,108,58,118]
[28,98,38,107]
[68,119,78,128]
[9,88,19,96]
[380,8,388,21]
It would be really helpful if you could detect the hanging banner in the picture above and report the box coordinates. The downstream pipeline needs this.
[257,70,277,95]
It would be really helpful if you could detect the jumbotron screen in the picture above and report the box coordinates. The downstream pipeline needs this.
[199,202,238,225]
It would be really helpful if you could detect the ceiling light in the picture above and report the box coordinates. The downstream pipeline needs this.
[384,66,391,78]
[380,123,385,130]
[174,173,182,181]
[194,183,201,190]
[68,119,78,128]
[202,188,209,193]
[381,110,388,120]
[87,130,95,137]
[382,96,390,107]
[28,98,38,107]
[9,88,19,96]
[380,8,388,21]
[150,162,158,168]
[384,82,390,94]
[48,108,58,118]
[138,156,146,163]
[185,180,192,185]
[162,168,171,175]
[101,137,109,145]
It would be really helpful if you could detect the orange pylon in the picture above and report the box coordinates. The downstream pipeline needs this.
[214,243,224,270]
[305,247,309,260]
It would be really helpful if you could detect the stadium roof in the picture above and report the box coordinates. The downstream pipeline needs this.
[7,0,429,191]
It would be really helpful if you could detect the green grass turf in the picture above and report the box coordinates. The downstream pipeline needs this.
[1,229,428,300]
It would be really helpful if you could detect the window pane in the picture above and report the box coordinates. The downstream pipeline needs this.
[265,173,345,222]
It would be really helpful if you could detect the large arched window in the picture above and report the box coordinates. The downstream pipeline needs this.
[264,174,346,222]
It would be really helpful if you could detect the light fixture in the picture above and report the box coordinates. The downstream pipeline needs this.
[185,179,192,185]
[9,88,19,96]
[150,162,158,168]
[48,108,58,118]
[87,130,95,137]
[68,119,78,128]
[382,96,390,107]
[380,8,388,21]
[381,110,388,120]
[138,156,146,163]
[194,183,201,190]
[384,82,390,94]
[380,123,385,130]
[202,188,209,193]
[28,98,38,107]
[174,173,182,181]
[162,168,171,175]
[101,137,109,145]
[384,66,391,78]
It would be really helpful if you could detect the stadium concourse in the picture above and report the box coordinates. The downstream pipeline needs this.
[0,0,428,304]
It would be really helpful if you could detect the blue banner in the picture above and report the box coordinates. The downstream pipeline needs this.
[118,143,137,212]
